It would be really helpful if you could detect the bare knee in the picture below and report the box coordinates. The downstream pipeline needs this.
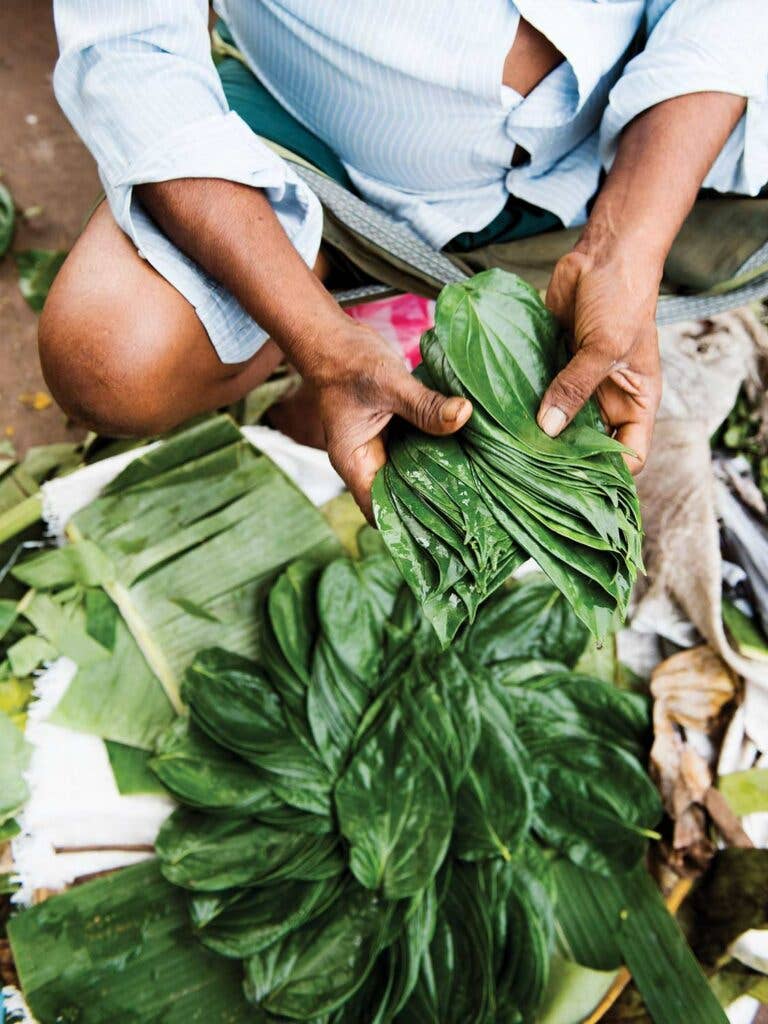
[38,293,185,437]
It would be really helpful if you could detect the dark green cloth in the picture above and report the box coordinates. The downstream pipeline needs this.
[215,20,560,248]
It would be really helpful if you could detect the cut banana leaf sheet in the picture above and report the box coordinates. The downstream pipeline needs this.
[7,860,254,1024]
[554,859,728,1024]
[373,269,642,646]
[12,416,341,726]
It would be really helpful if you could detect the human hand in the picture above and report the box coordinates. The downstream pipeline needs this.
[536,244,662,473]
[310,323,472,519]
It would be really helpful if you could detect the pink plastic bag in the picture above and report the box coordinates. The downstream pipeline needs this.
[346,294,435,370]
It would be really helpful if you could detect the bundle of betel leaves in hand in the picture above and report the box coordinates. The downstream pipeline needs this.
[151,543,661,1022]
[372,268,643,647]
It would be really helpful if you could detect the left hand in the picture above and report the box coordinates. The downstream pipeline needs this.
[536,243,663,474]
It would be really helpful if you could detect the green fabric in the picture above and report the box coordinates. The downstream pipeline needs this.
[215,20,556,247]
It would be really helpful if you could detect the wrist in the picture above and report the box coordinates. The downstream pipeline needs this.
[283,316,376,389]
[575,209,666,288]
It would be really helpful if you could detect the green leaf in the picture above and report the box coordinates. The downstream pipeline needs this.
[453,688,532,862]
[0,709,30,825]
[335,701,452,899]
[85,587,119,649]
[155,808,343,891]
[191,876,345,959]
[464,574,590,669]
[182,648,333,818]
[150,717,281,814]
[7,860,255,1023]
[244,881,392,1019]
[373,269,642,647]
[106,739,168,796]
[15,248,67,312]
[529,735,661,875]
[0,182,15,258]
[554,860,728,1024]
[6,633,57,675]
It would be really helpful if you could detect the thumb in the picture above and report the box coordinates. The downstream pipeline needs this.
[392,373,472,436]
[537,344,616,437]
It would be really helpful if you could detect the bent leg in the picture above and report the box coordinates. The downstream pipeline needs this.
[39,200,284,437]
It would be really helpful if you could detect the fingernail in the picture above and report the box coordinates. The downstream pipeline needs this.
[539,406,567,437]
[442,397,468,423]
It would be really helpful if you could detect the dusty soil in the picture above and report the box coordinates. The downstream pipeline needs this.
[0,0,98,455]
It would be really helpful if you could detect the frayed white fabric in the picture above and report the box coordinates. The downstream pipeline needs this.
[11,659,174,905]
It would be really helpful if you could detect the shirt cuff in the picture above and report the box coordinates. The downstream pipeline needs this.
[600,42,768,197]
[103,110,323,363]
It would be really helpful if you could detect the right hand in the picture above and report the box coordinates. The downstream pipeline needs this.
[309,323,472,520]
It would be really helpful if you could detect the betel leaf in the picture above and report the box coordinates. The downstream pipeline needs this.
[243,880,392,1019]
[335,701,452,899]
[15,248,67,312]
[453,688,532,862]
[373,269,642,646]
[143,550,667,1024]
[150,717,282,814]
[191,876,345,959]
[155,809,343,891]
[464,573,590,669]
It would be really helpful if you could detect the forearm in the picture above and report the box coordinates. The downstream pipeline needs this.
[136,177,353,379]
[580,91,746,269]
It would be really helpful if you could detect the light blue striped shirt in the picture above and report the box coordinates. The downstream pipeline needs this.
[53,0,768,363]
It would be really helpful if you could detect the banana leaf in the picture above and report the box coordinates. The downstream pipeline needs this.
[12,416,341,742]
[7,860,254,1023]
[373,269,642,646]
[554,860,728,1024]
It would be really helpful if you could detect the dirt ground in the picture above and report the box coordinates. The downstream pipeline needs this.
[0,0,98,455]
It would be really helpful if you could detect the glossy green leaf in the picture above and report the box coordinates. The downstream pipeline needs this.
[191,875,345,959]
[373,269,642,646]
[335,702,452,899]
[155,808,342,891]
[244,881,392,1019]
[150,718,282,814]
[182,648,333,817]
[464,574,590,669]
[454,689,532,862]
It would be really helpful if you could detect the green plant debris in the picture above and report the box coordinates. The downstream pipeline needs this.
[14,249,67,312]
[0,709,30,827]
[373,269,642,647]
[718,768,768,817]
[0,182,15,259]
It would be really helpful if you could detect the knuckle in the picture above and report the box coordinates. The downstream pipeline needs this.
[550,375,589,410]
[415,389,443,425]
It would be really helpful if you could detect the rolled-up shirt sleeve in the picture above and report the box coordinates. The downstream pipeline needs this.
[600,0,768,197]
[53,0,323,362]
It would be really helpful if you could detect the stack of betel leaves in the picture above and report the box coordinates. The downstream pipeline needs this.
[149,544,674,1023]
[372,268,643,646]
